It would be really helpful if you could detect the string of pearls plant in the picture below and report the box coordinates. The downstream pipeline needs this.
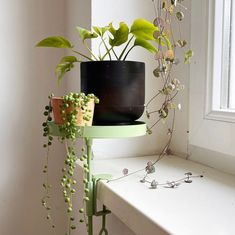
[42,92,99,235]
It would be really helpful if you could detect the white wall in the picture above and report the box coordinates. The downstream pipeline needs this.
[170,0,191,157]
[0,1,67,235]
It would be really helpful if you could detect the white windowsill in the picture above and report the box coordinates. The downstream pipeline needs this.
[80,155,235,235]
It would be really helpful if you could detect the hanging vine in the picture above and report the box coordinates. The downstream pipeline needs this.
[108,0,198,188]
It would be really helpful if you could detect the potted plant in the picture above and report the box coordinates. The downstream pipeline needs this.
[38,2,195,233]
[42,92,99,234]
[36,18,158,124]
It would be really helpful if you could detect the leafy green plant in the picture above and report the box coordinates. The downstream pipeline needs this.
[36,18,158,83]
[41,92,99,235]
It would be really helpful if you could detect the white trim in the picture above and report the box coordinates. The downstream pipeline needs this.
[205,109,235,123]
[189,145,235,175]
[220,0,232,109]
[204,0,215,117]
[189,0,235,171]
[204,0,235,122]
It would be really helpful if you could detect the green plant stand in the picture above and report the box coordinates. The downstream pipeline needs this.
[49,121,146,235]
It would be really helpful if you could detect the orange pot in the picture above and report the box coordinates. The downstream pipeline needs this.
[51,97,95,126]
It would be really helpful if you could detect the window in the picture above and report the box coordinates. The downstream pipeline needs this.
[189,0,235,175]
[205,0,235,122]
[229,0,235,109]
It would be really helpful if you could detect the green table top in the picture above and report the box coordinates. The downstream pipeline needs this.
[49,121,146,139]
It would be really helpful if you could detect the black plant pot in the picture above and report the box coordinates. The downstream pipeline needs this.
[80,61,145,124]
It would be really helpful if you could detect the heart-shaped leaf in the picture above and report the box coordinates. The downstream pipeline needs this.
[36,36,73,48]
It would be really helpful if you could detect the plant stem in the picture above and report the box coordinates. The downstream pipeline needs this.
[101,47,114,61]
[111,48,119,60]
[152,0,158,17]
[148,118,161,130]
[152,109,175,165]
[100,37,112,60]
[107,167,146,183]
[84,41,99,61]
[72,50,93,61]
[123,45,135,61]
[145,91,161,108]
[118,36,134,60]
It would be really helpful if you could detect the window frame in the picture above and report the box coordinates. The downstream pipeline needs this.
[204,0,235,123]
[189,0,235,175]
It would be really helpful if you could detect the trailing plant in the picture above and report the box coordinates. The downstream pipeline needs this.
[36,18,158,83]
[108,0,198,188]
[41,95,55,232]
[41,92,99,235]
[144,0,194,184]
[146,0,192,134]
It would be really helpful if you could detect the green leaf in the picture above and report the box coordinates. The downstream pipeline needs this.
[156,37,166,47]
[162,34,172,49]
[130,18,157,40]
[56,56,78,83]
[76,27,98,41]
[108,22,129,47]
[156,34,172,49]
[184,49,193,64]
[134,38,157,53]
[60,56,78,63]
[36,36,73,48]
[93,26,108,37]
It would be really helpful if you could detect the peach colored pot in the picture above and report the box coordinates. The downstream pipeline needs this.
[51,97,95,126]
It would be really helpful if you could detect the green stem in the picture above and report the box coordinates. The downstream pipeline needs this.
[101,37,112,60]
[84,41,99,61]
[72,50,93,61]
[118,36,134,60]
[101,47,113,61]
[111,48,119,60]
[145,91,161,108]
[123,45,135,61]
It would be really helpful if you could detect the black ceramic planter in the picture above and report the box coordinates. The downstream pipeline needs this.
[80,61,145,124]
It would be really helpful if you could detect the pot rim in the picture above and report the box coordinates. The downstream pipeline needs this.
[80,60,145,65]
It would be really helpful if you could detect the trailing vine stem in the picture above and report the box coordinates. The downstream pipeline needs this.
[108,0,197,188]
[107,110,175,184]
[41,95,56,234]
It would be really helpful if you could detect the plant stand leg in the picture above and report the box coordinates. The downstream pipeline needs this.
[87,216,93,235]
[84,139,112,235]
[85,138,94,235]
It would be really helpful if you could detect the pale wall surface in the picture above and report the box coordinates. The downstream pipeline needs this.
[0,1,67,235]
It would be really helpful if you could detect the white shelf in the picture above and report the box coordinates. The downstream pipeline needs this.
[85,155,235,235]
